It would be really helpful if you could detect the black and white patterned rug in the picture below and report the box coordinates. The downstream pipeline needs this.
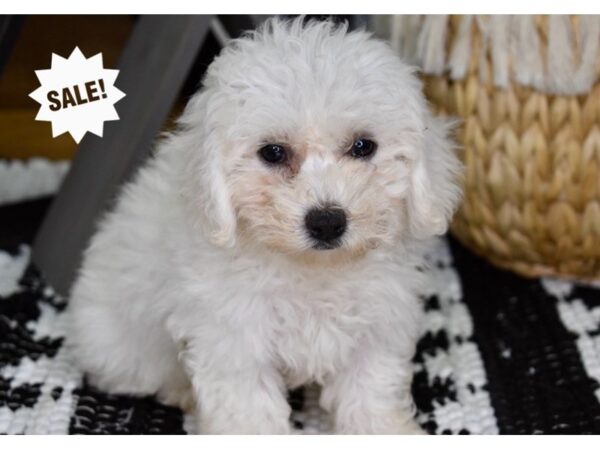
[1,160,600,434]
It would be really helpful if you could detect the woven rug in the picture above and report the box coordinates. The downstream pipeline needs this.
[1,160,600,434]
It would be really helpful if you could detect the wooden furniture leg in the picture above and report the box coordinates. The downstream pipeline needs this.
[32,15,213,295]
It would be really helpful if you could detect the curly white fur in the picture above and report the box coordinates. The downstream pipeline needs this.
[67,18,462,434]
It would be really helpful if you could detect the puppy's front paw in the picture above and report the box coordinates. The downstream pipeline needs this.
[197,414,292,434]
[335,410,426,435]
[392,417,427,435]
[374,412,426,435]
[157,381,195,413]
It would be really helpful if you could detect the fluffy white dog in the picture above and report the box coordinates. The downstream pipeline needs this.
[67,17,462,434]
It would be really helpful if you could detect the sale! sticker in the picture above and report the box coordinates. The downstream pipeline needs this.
[29,47,126,143]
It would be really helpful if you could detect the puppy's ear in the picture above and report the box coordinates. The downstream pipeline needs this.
[180,91,237,248]
[407,116,463,239]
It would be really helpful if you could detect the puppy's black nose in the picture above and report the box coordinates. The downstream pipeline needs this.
[305,207,347,246]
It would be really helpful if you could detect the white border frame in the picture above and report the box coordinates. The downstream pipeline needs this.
[3,0,600,15]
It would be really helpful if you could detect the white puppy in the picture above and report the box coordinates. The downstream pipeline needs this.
[67,18,462,434]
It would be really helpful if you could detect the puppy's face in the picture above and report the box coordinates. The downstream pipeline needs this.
[226,112,414,260]
[182,20,462,262]
[231,132,406,260]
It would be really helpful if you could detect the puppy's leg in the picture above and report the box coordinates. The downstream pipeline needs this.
[156,362,195,413]
[182,338,292,434]
[320,347,424,434]
[68,296,183,402]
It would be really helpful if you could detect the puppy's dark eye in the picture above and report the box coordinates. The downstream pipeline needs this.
[259,144,287,165]
[348,138,377,159]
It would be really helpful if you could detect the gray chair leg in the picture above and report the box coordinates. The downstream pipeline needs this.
[32,15,213,296]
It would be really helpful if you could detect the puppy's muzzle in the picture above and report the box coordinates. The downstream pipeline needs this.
[305,206,347,250]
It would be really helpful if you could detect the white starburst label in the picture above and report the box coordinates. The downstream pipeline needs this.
[29,47,126,143]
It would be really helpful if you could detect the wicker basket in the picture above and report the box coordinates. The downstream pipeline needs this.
[381,15,600,280]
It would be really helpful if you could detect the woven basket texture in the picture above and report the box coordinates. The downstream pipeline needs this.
[423,16,600,280]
